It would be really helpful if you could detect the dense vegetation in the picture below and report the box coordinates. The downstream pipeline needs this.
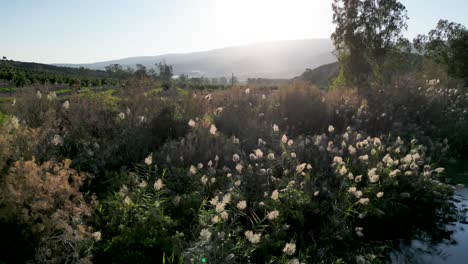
[0,1,467,263]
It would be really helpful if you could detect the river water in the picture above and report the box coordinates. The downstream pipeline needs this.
[390,187,468,263]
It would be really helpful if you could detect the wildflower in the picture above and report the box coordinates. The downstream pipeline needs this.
[204,93,212,100]
[212,215,220,223]
[9,116,20,129]
[220,211,229,220]
[235,163,243,173]
[435,167,445,173]
[118,112,125,120]
[232,153,240,162]
[273,124,279,132]
[368,168,379,183]
[283,242,296,255]
[237,200,247,210]
[210,196,219,206]
[92,231,102,241]
[262,94,266,99]
[215,107,223,115]
[154,179,164,191]
[290,152,297,158]
[36,91,42,99]
[373,137,382,145]
[209,124,217,135]
[333,156,344,165]
[201,175,208,185]
[271,190,279,201]
[348,145,356,155]
[396,136,404,145]
[347,172,354,180]
[144,154,153,165]
[222,193,232,204]
[258,138,266,145]
[314,191,320,197]
[355,175,363,183]
[306,164,313,170]
[245,88,250,94]
[348,187,357,194]
[328,125,335,133]
[267,153,275,160]
[232,136,240,144]
[249,153,257,160]
[200,229,212,242]
[188,119,196,127]
[46,92,57,101]
[281,134,288,144]
[376,192,384,198]
[216,203,225,213]
[343,132,349,141]
[189,165,197,175]
[287,139,294,146]
[355,190,363,198]
[124,196,132,205]
[382,154,394,166]
[389,169,400,177]
[267,210,279,220]
[358,198,370,205]
[356,133,362,140]
[139,180,147,188]
[254,149,264,158]
[358,154,369,161]
[339,165,347,175]
[234,180,241,187]
[296,163,307,173]
[355,227,364,237]
[245,231,261,244]
[51,134,64,146]
[11,98,16,106]
[288,259,300,264]
[207,160,213,167]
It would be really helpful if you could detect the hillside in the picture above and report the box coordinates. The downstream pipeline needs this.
[1,60,110,78]
[56,39,336,79]
[296,62,339,88]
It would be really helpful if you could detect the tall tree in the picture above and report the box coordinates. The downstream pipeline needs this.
[134,64,148,79]
[331,0,408,92]
[156,62,173,82]
[414,20,468,83]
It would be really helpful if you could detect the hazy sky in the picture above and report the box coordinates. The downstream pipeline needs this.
[1,0,467,64]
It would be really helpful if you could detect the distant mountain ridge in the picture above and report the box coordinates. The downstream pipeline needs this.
[56,39,336,79]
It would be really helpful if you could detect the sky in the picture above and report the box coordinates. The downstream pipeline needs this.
[1,0,467,64]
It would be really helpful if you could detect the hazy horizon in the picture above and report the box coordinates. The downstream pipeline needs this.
[2,0,468,64]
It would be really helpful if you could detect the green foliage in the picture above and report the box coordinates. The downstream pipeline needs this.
[414,19,468,83]
[0,80,465,263]
[0,60,113,87]
[331,0,409,91]
[95,168,177,263]
[0,87,16,93]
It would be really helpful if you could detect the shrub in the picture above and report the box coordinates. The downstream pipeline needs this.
[0,159,98,264]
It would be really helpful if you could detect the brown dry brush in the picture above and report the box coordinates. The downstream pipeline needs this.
[0,159,98,264]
